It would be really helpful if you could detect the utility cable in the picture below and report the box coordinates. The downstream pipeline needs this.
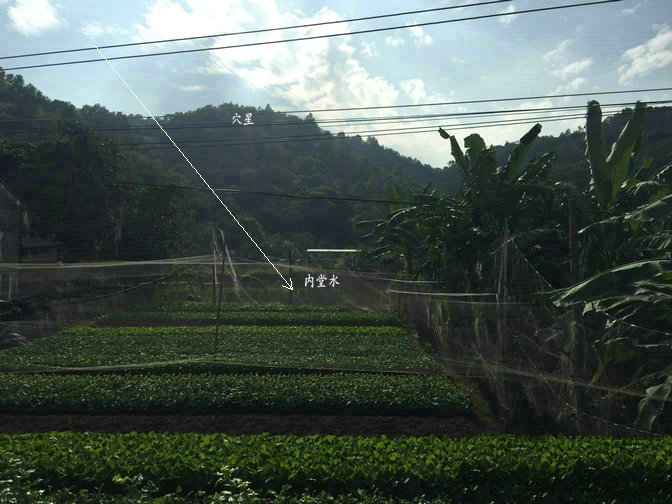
[0,86,668,124]
[110,106,670,148]
[4,100,668,135]
[0,0,511,61]
[1,1,623,71]
[113,108,661,150]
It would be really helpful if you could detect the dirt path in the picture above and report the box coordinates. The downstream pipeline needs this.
[0,413,504,437]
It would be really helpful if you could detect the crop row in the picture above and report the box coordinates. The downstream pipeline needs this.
[1,432,670,503]
[0,372,471,416]
[0,325,439,373]
[95,310,399,327]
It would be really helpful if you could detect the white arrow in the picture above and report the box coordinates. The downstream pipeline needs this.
[96,46,293,291]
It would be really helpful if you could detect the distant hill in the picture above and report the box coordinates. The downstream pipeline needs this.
[0,70,457,260]
[0,69,670,261]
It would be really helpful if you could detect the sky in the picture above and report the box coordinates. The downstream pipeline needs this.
[0,0,671,169]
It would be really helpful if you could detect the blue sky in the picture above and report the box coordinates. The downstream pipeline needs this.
[0,0,670,168]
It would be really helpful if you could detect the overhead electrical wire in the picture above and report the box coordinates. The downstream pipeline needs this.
[113,182,422,206]
[272,87,667,115]
[0,86,668,125]
[111,107,671,151]
[1,0,622,71]
[0,0,511,61]
[4,100,669,136]
[112,110,641,148]
[112,181,618,217]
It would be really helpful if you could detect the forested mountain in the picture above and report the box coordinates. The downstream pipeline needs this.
[1,69,670,262]
[0,70,457,261]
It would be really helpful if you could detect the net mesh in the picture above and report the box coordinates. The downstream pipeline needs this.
[0,226,668,436]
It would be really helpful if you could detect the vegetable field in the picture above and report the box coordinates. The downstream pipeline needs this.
[0,325,440,372]
[1,301,668,503]
[95,302,399,326]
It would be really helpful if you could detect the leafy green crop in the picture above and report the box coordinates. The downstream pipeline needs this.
[96,310,399,327]
[0,325,439,373]
[0,433,670,502]
[0,372,471,416]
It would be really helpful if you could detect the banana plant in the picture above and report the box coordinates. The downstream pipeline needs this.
[585,100,648,211]
[439,124,561,275]
[551,194,672,431]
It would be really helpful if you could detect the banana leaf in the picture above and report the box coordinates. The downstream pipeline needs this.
[517,151,557,184]
[635,375,672,431]
[585,100,610,210]
[551,259,672,329]
[552,260,672,305]
[501,123,542,182]
[627,194,672,225]
[605,102,647,206]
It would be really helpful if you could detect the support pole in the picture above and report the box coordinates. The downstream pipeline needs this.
[568,199,580,287]
[219,230,227,304]
[568,198,585,430]
[213,234,226,361]
[568,199,582,325]
[211,230,217,306]
[288,246,293,306]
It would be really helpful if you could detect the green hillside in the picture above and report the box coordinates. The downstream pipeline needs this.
[1,69,670,262]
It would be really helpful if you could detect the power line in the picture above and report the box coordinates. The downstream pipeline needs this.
[1,0,622,71]
[5,100,668,135]
[6,104,666,155]
[111,181,618,218]
[277,88,669,116]
[114,110,628,147]
[113,107,671,151]
[0,0,511,61]
[0,86,668,124]
[113,182,422,206]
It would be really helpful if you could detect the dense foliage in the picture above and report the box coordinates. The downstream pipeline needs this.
[2,70,669,263]
[358,100,672,430]
[1,432,670,502]
[0,372,471,416]
[0,325,439,372]
[0,70,457,260]
[96,309,399,326]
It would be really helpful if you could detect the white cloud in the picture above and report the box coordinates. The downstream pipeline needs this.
[565,77,586,91]
[173,84,207,92]
[81,22,130,38]
[133,1,401,110]
[551,77,587,98]
[400,79,426,104]
[542,40,592,80]
[384,35,405,48]
[499,5,517,24]
[543,39,572,63]
[8,0,62,36]
[556,58,592,79]
[405,22,432,47]
[621,2,644,15]
[618,24,672,84]
[360,41,379,58]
